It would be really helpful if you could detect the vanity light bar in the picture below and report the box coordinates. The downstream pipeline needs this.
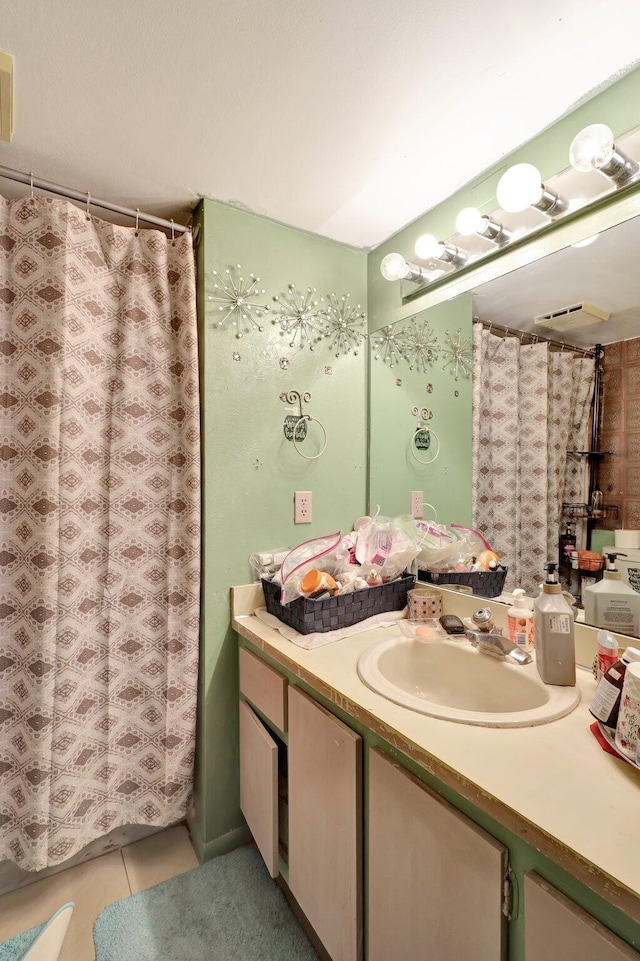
[380,120,639,289]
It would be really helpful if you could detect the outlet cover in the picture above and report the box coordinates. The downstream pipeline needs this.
[294,490,312,524]
[411,490,423,519]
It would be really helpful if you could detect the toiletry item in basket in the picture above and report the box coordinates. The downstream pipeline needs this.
[615,661,640,761]
[507,589,534,652]
[300,569,338,596]
[534,564,576,686]
[583,553,640,636]
[595,630,619,680]
[590,646,640,730]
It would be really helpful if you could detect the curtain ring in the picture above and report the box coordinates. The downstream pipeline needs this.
[291,414,328,460]
[135,208,140,236]
[170,219,176,245]
[29,172,34,201]
[411,426,440,465]
[86,191,91,221]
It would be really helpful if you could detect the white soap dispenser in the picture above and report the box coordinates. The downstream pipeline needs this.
[534,563,576,686]
[583,552,640,636]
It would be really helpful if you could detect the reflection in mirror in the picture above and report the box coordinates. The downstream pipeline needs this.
[369,211,640,641]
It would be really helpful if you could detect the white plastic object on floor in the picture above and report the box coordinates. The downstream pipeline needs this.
[22,903,74,961]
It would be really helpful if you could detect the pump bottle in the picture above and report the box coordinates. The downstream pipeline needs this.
[583,552,640,636]
[534,564,576,686]
[507,588,534,652]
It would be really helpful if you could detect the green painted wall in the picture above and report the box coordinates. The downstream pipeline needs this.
[368,295,473,526]
[193,199,368,858]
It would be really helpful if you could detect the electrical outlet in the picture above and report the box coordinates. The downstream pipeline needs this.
[411,490,423,519]
[294,490,312,524]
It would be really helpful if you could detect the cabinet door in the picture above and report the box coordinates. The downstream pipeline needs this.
[239,700,278,878]
[368,748,507,961]
[525,873,638,960]
[288,686,362,961]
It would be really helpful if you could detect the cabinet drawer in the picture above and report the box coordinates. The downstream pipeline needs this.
[239,646,287,731]
[239,700,279,878]
[525,873,638,960]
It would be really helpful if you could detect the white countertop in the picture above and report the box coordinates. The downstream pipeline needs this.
[232,583,640,921]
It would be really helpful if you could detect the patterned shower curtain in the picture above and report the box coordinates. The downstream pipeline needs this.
[0,195,200,871]
[472,325,595,595]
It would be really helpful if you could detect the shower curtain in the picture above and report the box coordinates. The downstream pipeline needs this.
[0,195,200,871]
[472,325,595,595]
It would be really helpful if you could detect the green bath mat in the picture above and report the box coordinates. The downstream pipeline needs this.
[93,845,318,961]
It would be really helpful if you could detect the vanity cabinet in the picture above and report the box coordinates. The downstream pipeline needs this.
[239,650,363,961]
[288,686,362,961]
[368,748,508,961]
[524,873,639,961]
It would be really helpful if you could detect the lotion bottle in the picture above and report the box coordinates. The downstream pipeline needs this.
[507,588,534,652]
[583,552,640,636]
[534,564,576,686]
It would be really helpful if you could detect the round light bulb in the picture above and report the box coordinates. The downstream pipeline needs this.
[380,252,409,282]
[569,124,615,173]
[414,234,444,260]
[455,207,486,236]
[496,163,543,212]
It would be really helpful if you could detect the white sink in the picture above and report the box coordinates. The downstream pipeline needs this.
[357,635,581,727]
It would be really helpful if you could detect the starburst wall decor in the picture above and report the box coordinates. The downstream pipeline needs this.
[398,317,440,373]
[441,328,473,380]
[321,292,366,357]
[207,264,270,337]
[272,284,325,350]
[371,325,405,368]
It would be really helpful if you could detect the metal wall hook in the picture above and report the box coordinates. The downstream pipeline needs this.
[280,390,328,460]
[410,406,440,465]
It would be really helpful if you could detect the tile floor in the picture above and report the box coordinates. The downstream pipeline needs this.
[0,824,199,961]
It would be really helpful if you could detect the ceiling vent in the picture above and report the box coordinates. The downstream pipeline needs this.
[533,302,609,332]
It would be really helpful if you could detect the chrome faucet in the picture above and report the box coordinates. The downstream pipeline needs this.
[465,630,532,666]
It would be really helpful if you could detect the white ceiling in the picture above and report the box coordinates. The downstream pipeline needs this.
[3,0,640,248]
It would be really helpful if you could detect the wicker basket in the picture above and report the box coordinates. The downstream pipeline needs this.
[262,573,414,635]
[417,567,507,598]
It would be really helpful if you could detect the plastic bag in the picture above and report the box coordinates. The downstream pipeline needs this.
[355,514,421,583]
[279,532,351,604]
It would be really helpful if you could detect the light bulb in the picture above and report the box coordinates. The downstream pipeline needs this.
[380,252,409,282]
[455,207,486,236]
[496,163,543,212]
[570,124,615,173]
[415,234,444,260]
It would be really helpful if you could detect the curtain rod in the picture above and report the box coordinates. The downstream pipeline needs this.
[473,318,596,357]
[0,164,191,236]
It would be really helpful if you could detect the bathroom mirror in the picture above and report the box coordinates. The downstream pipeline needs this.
[369,205,640,641]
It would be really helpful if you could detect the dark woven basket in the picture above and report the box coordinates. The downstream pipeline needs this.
[262,573,414,635]
[417,567,507,598]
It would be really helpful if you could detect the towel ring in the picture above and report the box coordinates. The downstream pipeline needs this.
[411,426,440,465]
[292,414,328,460]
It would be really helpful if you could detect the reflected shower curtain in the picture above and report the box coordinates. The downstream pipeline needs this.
[0,196,200,871]
[472,325,595,595]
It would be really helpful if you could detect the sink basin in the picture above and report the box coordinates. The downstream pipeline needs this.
[357,635,581,727]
